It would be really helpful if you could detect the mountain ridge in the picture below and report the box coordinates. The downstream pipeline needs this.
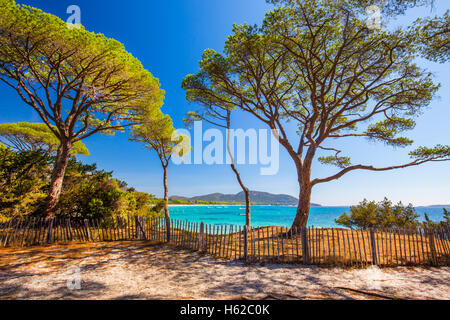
[170,191,321,206]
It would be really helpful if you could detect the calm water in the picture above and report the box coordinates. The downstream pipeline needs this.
[169,205,449,228]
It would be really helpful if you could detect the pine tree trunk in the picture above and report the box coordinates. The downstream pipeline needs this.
[291,180,312,229]
[230,163,251,227]
[163,165,171,242]
[290,152,315,230]
[44,141,72,219]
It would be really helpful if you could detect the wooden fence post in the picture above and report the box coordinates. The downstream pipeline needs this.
[198,222,204,251]
[84,219,91,241]
[134,216,139,239]
[301,227,309,264]
[370,229,378,265]
[46,218,54,244]
[243,225,248,262]
[428,228,438,266]
[166,219,171,243]
[135,216,148,241]
[3,220,12,247]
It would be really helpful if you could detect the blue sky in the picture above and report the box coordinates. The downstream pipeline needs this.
[1,0,449,206]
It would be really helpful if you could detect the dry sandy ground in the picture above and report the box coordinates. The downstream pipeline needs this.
[0,241,448,300]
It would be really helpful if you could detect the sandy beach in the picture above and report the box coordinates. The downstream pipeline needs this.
[0,241,448,300]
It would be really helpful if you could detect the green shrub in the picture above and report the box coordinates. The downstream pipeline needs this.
[55,160,162,220]
[335,198,420,229]
[0,147,162,221]
[0,147,51,217]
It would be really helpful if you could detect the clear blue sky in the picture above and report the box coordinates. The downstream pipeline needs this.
[1,0,449,206]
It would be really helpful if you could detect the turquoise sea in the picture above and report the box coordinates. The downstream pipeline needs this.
[169,205,449,228]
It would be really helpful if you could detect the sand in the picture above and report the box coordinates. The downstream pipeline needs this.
[0,241,448,300]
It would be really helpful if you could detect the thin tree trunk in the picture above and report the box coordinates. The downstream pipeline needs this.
[226,111,251,227]
[44,141,72,219]
[163,165,171,241]
[230,163,251,226]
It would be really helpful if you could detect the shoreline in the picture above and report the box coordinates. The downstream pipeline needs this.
[168,204,298,207]
[168,204,450,208]
[169,204,245,207]
[168,205,328,208]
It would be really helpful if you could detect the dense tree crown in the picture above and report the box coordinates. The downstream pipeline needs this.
[0,0,164,142]
[0,0,165,215]
[131,110,191,164]
[183,0,450,228]
[0,122,89,155]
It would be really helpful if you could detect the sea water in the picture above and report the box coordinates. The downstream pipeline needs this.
[169,205,448,228]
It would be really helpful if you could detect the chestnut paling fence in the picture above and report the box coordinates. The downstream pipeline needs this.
[0,215,449,267]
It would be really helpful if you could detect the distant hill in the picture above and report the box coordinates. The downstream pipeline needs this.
[171,191,321,206]
[419,205,450,208]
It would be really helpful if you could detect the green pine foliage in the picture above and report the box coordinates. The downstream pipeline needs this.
[335,198,420,229]
[0,122,89,155]
[422,209,450,229]
[0,145,50,218]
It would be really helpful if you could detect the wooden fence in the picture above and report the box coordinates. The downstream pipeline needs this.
[0,216,449,267]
